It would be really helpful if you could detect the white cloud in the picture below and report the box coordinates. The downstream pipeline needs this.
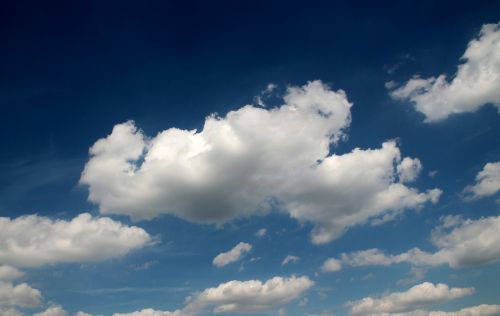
[0,308,23,316]
[321,258,342,273]
[397,158,422,183]
[113,309,182,316]
[81,80,440,244]
[75,312,93,316]
[463,161,500,199]
[113,276,313,316]
[282,255,300,266]
[341,214,500,269]
[389,22,500,122]
[0,266,23,282]
[0,213,151,267]
[33,306,69,316]
[427,304,500,316]
[0,281,42,308]
[213,242,252,268]
[255,228,267,238]
[348,282,474,315]
[189,275,313,313]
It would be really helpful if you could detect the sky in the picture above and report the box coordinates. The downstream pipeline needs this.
[0,1,500,316]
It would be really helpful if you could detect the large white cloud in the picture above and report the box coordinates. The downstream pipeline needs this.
[113,276,313,316]
[0,281,42,308]
[212,242,252,267]
[80,80,440,244]
[389,22,500,122]
[340,214,500,269]
[0,213,151,267]
[463,161,500,200]
[347,282,474,315]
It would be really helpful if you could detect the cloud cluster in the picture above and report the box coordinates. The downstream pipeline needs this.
[113,276,313,316]
[389,22,500,122]
[0,213,152,267]
[339,214,500,269]
[463,161,500,200]
[347,282,474,315]
[81,80,440,244]
[212,242,252,267]
[0,281,42,308]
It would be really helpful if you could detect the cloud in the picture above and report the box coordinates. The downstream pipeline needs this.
[426,304,500,316]
[0,213,152,267]
[341,214,500,269]
[213,242,252,268]
[282,255,300,266]
[321,258,342,273]
[113,309,182,316]
[397,158,422,183]
[463,161,500,200]
[81,80,440,244]
[389,22,500,122]
[347,282,474,315]
[255,228,267,238]
[0,266,23,282]
[114,276,313,316]
[0,308,23,316]
[33,306,69,316]
[0,281,42,308]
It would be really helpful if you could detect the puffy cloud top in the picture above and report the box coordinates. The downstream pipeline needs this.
[348,282,474,315]
[463,161,500,200]
[389,22,500,122]
[0,213,151,267]
[81,80,440,244]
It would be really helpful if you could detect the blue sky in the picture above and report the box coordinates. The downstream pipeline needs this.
[0,1,499,316]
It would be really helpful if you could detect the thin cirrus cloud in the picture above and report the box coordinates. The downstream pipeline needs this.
[113,276,314,316]
[389,22,500,122]
[0,213,152,267]
[282,255,300,266]
[347,282,474,315]
[212,242,252,268]
[463,161,500,200]
[80,80,441,244]
[338,214,500,269]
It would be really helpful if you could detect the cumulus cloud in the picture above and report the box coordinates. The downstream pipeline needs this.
[33,306,69,316]
[397,158,422,183]
[463,161,500,200]
[113,276,313,316]
[341,214,500,269]
[0,266,23,282]
[213,242,252,267]
[0,213,151,267]
[426,304,500,316]
[347,282,474,315]
[0,281,42,308]
[282,255,300,266]
[81,80,440,244]
[0,308,23,316]
[255,228,267,238]
[321,258,342,273]
[389,22,500,122]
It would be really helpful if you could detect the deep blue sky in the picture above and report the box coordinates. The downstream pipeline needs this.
[0,1,499,316]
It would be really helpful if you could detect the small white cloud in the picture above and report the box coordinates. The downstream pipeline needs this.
[33,306,69,316]
[341,214,500,269]
[397,157,422,183]
[463,161,500,200]
[213,242,252,268]
[282,255,300,266]
[0,266,23,282]
[389,22,500,122]
[114,276,313,315]
[255,228,267,238]
[347,282,474,315]
[0,281,42,308]
[0,213,152,268]
[321,258,342,273]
